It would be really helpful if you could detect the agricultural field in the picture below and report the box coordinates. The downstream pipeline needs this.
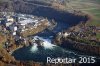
[64,0,100,26]
[64,0,100,39]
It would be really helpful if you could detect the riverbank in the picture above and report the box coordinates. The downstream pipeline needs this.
[20,19,49,37]
[61,39,100,56]
[0,0,99,66]
[53,22,100,56]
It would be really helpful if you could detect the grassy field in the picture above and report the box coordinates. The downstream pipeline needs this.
[64,0,100,26]
[96,33,100,39]
[64,0,100,39]
[85,8,100,26]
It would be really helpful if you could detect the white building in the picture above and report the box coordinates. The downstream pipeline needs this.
[13,32,16,36]
[6,22,13,27]
[63,32,71,38]
[7,18,14,22]
[19,18,35,25]
[14,26,17,31]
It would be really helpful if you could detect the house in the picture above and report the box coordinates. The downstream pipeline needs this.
[19,18,35,25]
[7,17,14,22]
[12,31,17,36]
[63,32,70,37]
[5,22,13,27]
[0,21,1,24]
[96,27,100,32]
[8,23,18,36]
[0,16,14,27]
[17,23,26,30]
[9,24,18,31]
[17,15,42,32]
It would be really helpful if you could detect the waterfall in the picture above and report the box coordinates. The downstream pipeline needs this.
[30,43,38,53]
[30,36,56,53]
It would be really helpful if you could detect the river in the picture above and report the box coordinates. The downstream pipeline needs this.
[12,4,100,63]
[12,17,98,63]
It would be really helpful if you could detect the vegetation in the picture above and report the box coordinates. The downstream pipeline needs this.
[0,0,9,3]
[96,33,100,39]
[86,8,100,26]
[66,26,100,46]
[0,32,6,47]
[63,0,100,26]
[63,0,100,39]
[21,20,48,37]
[67,36,99,46]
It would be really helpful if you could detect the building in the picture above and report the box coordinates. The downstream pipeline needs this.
[63,32,71,38]
[0,16,14,27]
[96,27,100,32]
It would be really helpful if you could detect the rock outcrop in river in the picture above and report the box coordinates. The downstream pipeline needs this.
[53,28,100,56]
[0,0,93,66]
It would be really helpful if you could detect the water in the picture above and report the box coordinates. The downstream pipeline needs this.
[12,36,79,62]
[12,19,100,63]
[30,36,55,52]
[12,36,100,63]
[12,18,100,63]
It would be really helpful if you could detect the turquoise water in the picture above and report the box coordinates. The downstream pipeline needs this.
[12,21,100,63]
[12,36,79,62]
[12,36,99,63]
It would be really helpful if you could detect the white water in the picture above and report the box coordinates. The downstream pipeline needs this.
[30,43,38,53]
[30,36,56,53]
[42,39,55,49]
[30,36,96,59]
